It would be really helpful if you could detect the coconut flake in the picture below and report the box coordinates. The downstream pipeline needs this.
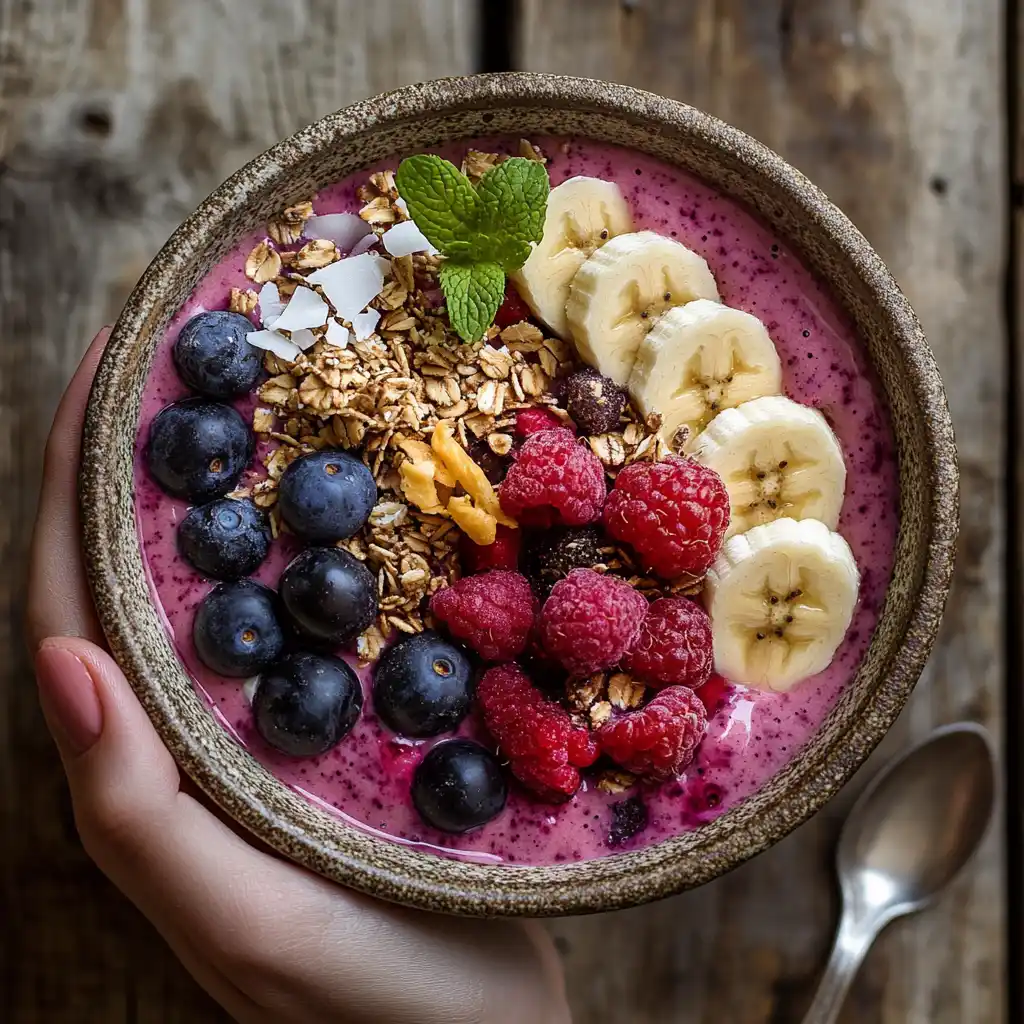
[290,328,319,351]
[325,318,351,348]
[307,253,385,321]
[303,213,372,253]
[242,676,260,705]
[246,330,302,362]
[271,285,329,333]
[351,308,381,341]
[348,232,379,257]
[382,219,438,257]
[257,281,286,328]
[395,197,409,216]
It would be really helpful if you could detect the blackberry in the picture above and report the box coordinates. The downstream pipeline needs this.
[468,438,509,485]
[609,795,648,846]
[565,368,627,436]
[527,526,603,597]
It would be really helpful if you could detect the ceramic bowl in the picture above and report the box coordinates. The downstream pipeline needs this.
[80,72,957,917]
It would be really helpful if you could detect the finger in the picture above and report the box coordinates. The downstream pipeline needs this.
[27,328,112,650]
[35,636,571,1024]
[33,635,267,1020]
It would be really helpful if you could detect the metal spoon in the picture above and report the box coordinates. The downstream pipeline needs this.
[803,722,995,1024]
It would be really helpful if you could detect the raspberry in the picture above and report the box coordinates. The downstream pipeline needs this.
[499,428,607,528]
[526,526,602,597]
[598,685,708,779]
[698,673,732,716]
[602,456,729,578]
[621,597,713,689]
[493,283,534,329]
[565,368,627,436]
[514,407,570,438]
[538,568,647,676]
[478,663,599,800]
[429,570,536,661]
[459,524,522,574]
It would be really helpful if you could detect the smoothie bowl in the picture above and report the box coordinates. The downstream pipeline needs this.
[81,73,957,917]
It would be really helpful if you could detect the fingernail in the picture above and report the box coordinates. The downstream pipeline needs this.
[35,642,103,756]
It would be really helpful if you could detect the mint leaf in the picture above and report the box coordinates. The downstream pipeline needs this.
[396,152,550,342]
[476,157,550,272]
[395,155,480,253]
[439,261,506,344]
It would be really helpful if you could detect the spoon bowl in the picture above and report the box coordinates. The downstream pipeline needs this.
[838,722,996,919]
[805,722,996,1024]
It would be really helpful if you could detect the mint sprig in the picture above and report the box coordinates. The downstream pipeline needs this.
[438,262,506,346]
[395,154,549,342]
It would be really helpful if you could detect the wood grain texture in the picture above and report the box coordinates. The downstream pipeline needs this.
[0,1,475,1020]
[520,2,1007,1022]
[1,1,1009,1022]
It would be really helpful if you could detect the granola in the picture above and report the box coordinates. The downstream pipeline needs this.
[239,147,665,666]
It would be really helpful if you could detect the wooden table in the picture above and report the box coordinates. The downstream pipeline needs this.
[0,2,1010,1021]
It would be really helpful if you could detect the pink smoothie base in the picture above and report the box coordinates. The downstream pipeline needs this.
[134,137,898,866]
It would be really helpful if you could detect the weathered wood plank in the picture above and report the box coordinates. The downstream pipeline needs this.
[0,2,476,1020]
[518,2,1007,1022]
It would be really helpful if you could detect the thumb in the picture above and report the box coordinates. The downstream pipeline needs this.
[33,636,266,1020]
[34,636,181,825]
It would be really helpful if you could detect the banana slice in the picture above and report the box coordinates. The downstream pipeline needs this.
[704,518,860,692]
[628,300,782,450]
[566,231,720,385]
[693,395,846,538]
[512,176,633,339]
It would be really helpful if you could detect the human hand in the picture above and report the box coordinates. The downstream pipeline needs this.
[26,329,571,1024]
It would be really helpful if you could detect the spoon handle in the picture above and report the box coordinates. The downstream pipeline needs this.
[802,911,878,1024]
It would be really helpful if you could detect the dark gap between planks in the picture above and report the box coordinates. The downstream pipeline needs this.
[1005,0,1022,1018]
[479,0,515,73]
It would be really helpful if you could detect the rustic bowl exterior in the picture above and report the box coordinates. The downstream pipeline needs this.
[80,73,958,917]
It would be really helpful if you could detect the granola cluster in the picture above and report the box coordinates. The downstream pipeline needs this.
[232,145,676,659]
[563,669,647,794]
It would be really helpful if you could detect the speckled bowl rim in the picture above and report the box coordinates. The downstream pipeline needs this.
[81,73,958,918]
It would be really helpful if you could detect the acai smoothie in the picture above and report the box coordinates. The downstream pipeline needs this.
[135,136,897,865]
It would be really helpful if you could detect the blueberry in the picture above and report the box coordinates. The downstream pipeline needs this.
[147,398,254,503]
[173,310,262,399]
[178,498,271,580]
[412,740,508,833]
[373,632,474,737]
[279,547,377,645]
[253,651,363,757]
[193,580,284,677]
[278,450,376,543]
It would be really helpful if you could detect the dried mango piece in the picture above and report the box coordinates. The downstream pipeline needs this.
[448,496,497,546]
[400,438,433,462]
[399,459,445,514]
[399,437,455,487]
[431,421,517,528]
[434,462,456,488]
